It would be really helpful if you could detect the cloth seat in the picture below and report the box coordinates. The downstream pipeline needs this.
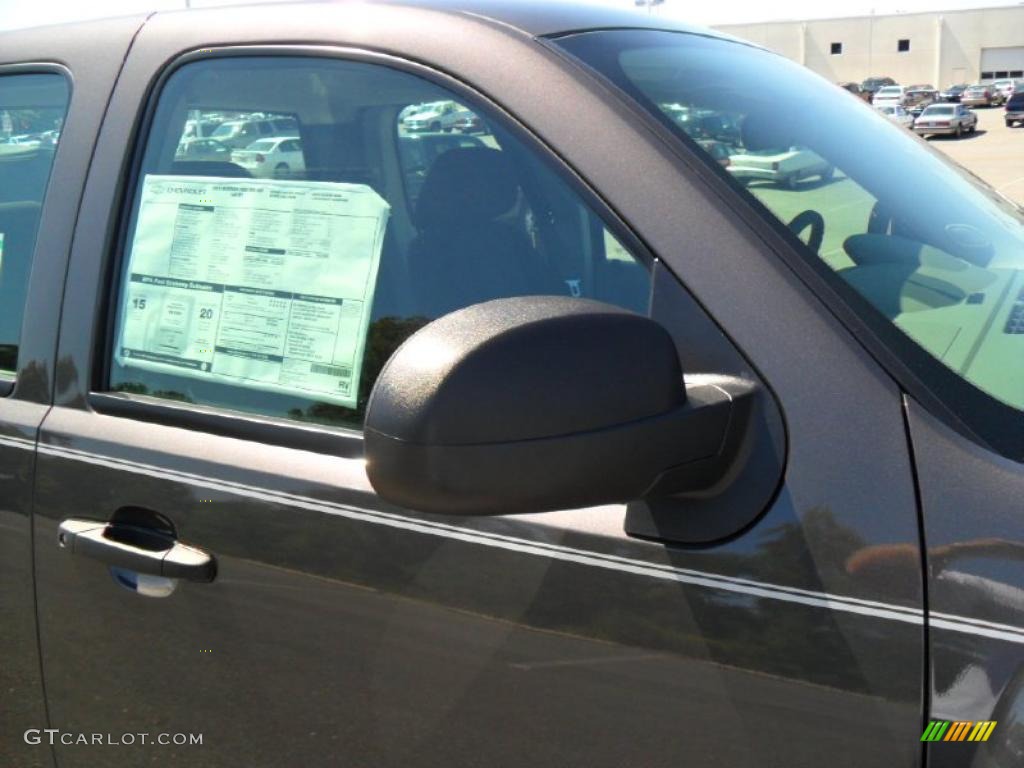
[408,147,559,318]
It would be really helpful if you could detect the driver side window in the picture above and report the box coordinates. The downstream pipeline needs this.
[106,57,651,431]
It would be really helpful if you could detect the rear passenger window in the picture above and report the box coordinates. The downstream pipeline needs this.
[0,73,68,375]
[107,57,650,430]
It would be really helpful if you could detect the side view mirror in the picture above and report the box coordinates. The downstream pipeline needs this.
[364,297,771,517]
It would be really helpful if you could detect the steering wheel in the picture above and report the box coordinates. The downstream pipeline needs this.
[788,210,825,254]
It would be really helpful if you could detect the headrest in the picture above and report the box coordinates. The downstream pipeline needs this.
[414,148,518,231]
[741,113,796,153]
[168,161,251,178]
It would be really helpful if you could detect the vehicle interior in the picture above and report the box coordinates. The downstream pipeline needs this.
[110,56,649,426]
[572,32,1024,411]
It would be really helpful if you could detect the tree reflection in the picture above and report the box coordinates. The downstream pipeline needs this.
[112,382,195,403]
[287,315,429,427]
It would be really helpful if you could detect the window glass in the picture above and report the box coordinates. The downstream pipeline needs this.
[0,73,68,375]
[557,30,1024,444]
[109,57,650,429]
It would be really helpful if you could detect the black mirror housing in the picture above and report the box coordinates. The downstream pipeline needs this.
[365,297,768,517]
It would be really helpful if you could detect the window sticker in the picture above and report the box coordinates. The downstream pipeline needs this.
[116,175,390,407]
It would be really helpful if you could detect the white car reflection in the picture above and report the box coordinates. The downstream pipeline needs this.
[231,136,305,178]
[727,147,834,189]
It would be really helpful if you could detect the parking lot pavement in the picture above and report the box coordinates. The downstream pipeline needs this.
[926,105,1024,206]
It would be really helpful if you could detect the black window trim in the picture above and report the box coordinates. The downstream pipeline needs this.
[0,61,72,399]
[89,44,659,457]
[545,29,1024,461]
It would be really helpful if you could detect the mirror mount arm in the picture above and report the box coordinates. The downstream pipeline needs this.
[641,374,760,499]
[626,375,785,546]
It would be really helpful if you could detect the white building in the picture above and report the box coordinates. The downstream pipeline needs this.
[714,5,1024,87]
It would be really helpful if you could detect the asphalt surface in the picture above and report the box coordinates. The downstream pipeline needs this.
[928,103,1024,206]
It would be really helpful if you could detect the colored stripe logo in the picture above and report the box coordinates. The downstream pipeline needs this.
[921,721,997,742]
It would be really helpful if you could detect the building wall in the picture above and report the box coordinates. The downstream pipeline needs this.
[715,6,1024,88]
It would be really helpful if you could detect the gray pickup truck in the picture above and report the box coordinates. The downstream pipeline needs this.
[3,2,1023,767]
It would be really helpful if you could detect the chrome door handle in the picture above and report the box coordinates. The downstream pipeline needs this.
[58,518,216,583]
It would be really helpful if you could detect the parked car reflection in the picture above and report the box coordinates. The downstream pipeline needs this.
[175,137,232,162]
[231,136,305,178]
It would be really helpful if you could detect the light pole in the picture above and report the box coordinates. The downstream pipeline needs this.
[635,0,665,15]
[867,8,875,77]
